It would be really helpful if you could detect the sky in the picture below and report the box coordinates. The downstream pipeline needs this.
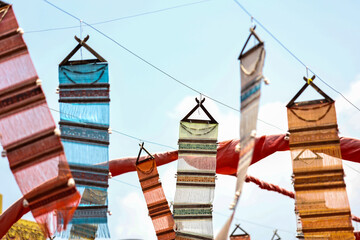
[1,0,360,239]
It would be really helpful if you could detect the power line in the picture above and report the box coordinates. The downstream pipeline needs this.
[26,0,212,34]
[232,0,360,112]
[110,178,140,189]
[213,211,296,235]
[46,106,176,150]
[42,0,286,133]
[112,129,176,150]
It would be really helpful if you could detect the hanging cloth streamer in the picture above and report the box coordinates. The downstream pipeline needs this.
[135,144,176,240]
[287,78,354,239]
[173,98,218,240]
[3,133,360,236]
[0,2,80,237]
[216,27,266,240]
[56,36,110,239]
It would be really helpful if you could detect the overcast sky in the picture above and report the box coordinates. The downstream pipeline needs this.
[1,0,360,239]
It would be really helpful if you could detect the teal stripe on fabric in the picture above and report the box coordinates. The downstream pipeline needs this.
[62,140,109,166]
[60,103,110,125]
[241,82,261,102]
[59,63,109,85]
[71,218,108,224]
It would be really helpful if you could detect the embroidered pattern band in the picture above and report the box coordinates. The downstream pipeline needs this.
[57,46,110,239]
[136,158,176,239]
[288,100,354,239]
[0,2,80,237]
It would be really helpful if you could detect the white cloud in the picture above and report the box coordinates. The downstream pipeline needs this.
[158,162,177,203]
[343,162,360,220]
[114,192,156,239]
[257,101,288,136]
[335,75,360,137]
[336,75,360,113]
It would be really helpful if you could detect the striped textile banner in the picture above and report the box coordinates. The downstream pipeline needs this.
[216,32,265,240]
[57,58,110,239]
[0,2,80,237]
[136,158,176,240]
[174,120,218,240]
[287,100,354,239]
[233,38,265,208]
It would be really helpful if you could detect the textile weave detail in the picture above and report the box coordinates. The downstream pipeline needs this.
[63,163,109,189]
[173,208,212,219]
[288,101,354,239]
[59,84,109,103]
[71,206,108,224]
[60,122,109,145]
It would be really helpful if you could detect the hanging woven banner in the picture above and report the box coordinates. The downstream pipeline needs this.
[173,98,218,240]
[216,27,266,240]
[135,143,176,240]
[56,35,110,239]
[229,224,251,240]
[287,76,354,239]
[0,1,80,237]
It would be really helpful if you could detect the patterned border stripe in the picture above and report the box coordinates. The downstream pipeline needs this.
[178,139,217,144]
[29,188,77,212]
[180,123,218,137]
[59,84,110,103]
[240,82,261,102]
[177,176,215,183]
[179,143,217,151]
[173,208,212,217]
[0,85,44,117]
[8,132,63,172]
[0,28,27,59]
[70,171,108,189]
[72,206,108,220]
[60,124,109,145]
[178,150,217,155]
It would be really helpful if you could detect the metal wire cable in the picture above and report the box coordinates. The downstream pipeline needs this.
[212,211,295,234]
[26,0,212,34]
[232,0,360,112]
[46,106,176,150]
[110,178,140,189]
[42,0,286,132]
